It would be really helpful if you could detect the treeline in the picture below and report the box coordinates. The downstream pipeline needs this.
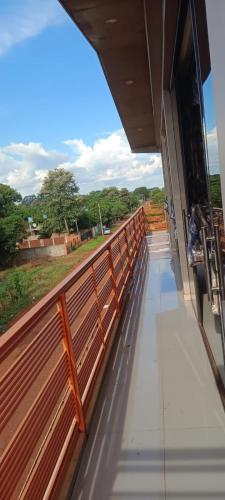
[209,174,222,208]
[0,168,165,264]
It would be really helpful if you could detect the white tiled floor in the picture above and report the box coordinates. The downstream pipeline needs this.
[71,234,225,500]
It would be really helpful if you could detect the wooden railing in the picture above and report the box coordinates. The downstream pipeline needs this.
[144,202,168,233]
[0,207,146,500]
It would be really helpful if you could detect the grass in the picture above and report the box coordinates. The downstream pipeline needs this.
[0,235,105,334]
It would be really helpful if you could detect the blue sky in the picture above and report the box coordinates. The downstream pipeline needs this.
[0,0,121,149]
[0,0,162,195]
[203,74,220,175]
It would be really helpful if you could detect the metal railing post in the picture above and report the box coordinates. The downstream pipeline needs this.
[91,265,106,347]
[108,245,120,314]
[133,218,139,251]
[58,294,86,432]
[141,207,146,236]
[124,227,133,275]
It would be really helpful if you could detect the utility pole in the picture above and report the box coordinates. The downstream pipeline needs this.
[98,203,104,235]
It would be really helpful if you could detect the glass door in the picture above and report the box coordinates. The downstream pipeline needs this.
[201,72,225,378]
[191,0,225,382]
[174,0,225,384]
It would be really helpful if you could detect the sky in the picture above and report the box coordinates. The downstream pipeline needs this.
[203,74,220,175]
[0,0,163,197]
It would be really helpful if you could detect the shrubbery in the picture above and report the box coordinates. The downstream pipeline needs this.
[0,270,30,313]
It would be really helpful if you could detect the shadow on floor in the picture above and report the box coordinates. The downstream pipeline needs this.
[70,239,225,500]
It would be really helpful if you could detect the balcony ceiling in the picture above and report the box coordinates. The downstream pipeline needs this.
[59,0,163,153]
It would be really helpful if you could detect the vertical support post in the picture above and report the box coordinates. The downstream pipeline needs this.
[137,211,142,239]
[108,244,120,314]
[91,265,106,347]
[142,207,147,236]
[132,217,139,253]
[117,233,125,275]
[58,294,86,433]
[124,226,133,276]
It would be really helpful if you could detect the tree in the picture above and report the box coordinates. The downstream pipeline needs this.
[17,203,44,225]
[0,183,22,217]
[149,187,165,205]
[111,200,128,221]
[133,187,149,201]
[0,214,26,263]
[210,174,222,208]
[40,168,79,234]
[119,188,139,211]
[0,184,26,265]
[84,186,141,228]
[86,198,113,226]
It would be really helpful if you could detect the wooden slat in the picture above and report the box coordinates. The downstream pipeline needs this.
[94,254,110,286]
[67,273,95,324]
[20,391,77,499]
[73,301,99,362]
[78,331,103,396]
[1,354,69,499]
[98,276,113,310]
[0,312,63,431]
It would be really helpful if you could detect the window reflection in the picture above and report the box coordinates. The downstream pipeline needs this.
[203,73,222,208]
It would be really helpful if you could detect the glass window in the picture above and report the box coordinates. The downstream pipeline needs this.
[203,73,222,208]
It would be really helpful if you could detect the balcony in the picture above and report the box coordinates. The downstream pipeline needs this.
[71,231,225,499]
[1,211,225,499]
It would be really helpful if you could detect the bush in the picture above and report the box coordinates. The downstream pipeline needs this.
[0,270,31,312]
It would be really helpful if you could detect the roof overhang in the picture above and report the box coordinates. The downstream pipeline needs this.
[59,0,163,153]
[59,1,209,153]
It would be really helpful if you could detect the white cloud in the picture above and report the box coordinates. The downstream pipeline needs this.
[63,130,163,191]
[0,142,67,194]
[0,130,163,196]
[0,0,65,56]
[206,127,220,174]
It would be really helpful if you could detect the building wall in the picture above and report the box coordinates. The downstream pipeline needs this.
[19,234,81,249]
[15,244,68,263]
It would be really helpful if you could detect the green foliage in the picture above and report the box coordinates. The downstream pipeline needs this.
[119,188,138,210]
[40,168,79,233]
[17,203,44,225]
[0,269,30,307]
[209,174,222,208]
[149,187,165,205]
[86,198,113,226]
[132,186,165,204]
[133,186,150,200]
[85,186,139,227]
[39,219,55,238]
[77,209,91,230]
[0,171,163,268]
[0,235,105,332]
[0,214,26,263]
[0,185,27,264]
[0,183,22,217]
[111,200,129,220]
